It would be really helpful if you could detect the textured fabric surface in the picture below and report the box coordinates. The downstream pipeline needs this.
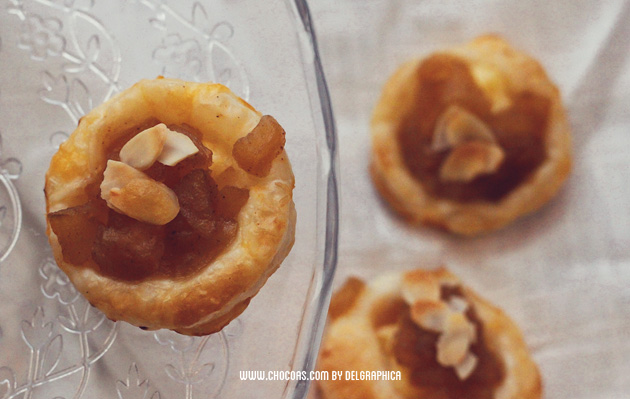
[310,1,630,398]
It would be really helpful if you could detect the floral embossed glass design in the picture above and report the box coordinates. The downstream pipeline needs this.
[0,1,337,398]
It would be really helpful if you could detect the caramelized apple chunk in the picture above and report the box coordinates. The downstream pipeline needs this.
[216,186,250,219]
[52,121,253,283]
[173,168,243,227]
[174,169,220,237]
[397,55,549,202]
[48,201,107,265]
[233,115,286,177]
[161,172,246,275]
[92,212,165,281]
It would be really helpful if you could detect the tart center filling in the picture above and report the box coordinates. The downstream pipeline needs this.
[397,54,550,202]
[373,272,504,399]
[48,116,286,282]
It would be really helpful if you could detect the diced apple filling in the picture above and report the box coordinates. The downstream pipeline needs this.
[233,115,286,177]
[48,121,266,282]
[397,54,549,202]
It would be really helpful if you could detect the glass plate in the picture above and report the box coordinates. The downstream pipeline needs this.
[0,1,338,398]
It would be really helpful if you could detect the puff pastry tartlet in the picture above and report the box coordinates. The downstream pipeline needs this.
[371,35,571,235]
[45,78,296,336]
[317,268,541,399]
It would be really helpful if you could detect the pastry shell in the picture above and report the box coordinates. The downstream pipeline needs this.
[45,78,296,336]
[370,35,572,235]
[317,268,542,399]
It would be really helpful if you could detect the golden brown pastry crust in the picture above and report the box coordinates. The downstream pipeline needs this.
[317,268,542,399]
[371,35,571,235]
[45,78,296,335]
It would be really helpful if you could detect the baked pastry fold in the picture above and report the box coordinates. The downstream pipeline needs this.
[45,78,295,335]
[371,35,571,235]
[317,268,542,399]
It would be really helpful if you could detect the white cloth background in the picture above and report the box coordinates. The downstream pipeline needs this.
[308,1,630,398]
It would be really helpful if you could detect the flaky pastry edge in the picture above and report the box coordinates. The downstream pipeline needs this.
[316,268,542,399]
[45,78,296,335]
[370,35,572,235]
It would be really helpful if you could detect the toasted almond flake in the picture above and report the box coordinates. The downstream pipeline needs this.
[101,160,146,202]
[399,269,482,379]
[100,160,179,225]
[376,324,397,352]
[447,296,469,313]
[430,268,461,286]
[454,353,479,380]
[410,300,450,332]
[470,63,512,113]
[119,123,167,170]
[445,311,477,342]
[439,141,505,182]
[401,270,441,304]
[437,332,470,366]
[432,105,496,151]
[436,313,475,366]
[157,129,199,166]
[444,311,473,334]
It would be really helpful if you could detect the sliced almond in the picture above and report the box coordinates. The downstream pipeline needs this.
[432,105,496,151]
[375,324,397,353]
[439,141,505,182]
[437,332,470,366]
[445,310,477,342]
[436,313,476,366]
[108,179,180,225]
[401,270,441,304]
[410,300,450,332]
[119,123,168,170]
[470,63,512,113]
[430,268,461,286]
[101,160,147,202]
[157,129,199,166]
[447,295,469,313]
[101,160,179,225]
[454,353,478,380]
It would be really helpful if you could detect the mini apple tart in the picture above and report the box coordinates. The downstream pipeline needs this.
[371,35,571,235]
[45,78,296,336]
[317,268,541,399]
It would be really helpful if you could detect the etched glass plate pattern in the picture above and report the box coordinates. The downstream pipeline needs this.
[0,1,338,398]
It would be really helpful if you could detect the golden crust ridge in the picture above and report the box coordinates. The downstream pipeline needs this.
[45,78,295,335]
